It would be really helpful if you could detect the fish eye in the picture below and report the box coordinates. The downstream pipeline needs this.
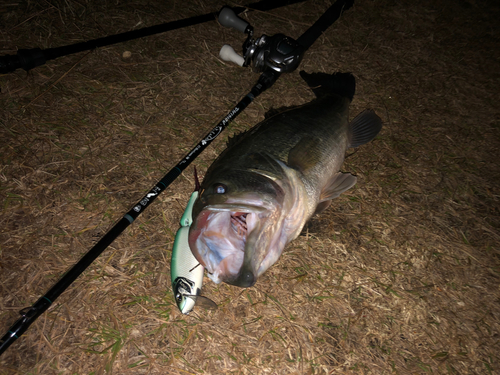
[175,293,183,302]
[214,183,227,194]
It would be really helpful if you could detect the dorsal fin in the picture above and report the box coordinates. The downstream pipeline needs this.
[264,105,302,120]
[264,107,283,119]
[226,131,249,148]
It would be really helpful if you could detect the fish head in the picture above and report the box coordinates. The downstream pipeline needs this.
[188,169,290,288]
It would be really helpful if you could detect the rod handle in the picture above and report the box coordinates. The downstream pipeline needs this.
[218,7,249,33]
[219,45,244,66]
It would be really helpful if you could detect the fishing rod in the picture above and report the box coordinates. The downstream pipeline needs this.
[0,0,354,356]
[0,0,306,74]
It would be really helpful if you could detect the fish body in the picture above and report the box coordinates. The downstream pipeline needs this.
[188,71,382,288]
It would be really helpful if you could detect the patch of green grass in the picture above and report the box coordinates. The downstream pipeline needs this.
[349,362,371,372]
[86,320,130,374]
[3,192,24,209]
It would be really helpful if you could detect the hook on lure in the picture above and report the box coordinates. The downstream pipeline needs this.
[170,167,217,314]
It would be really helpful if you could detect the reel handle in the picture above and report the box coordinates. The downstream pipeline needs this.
[219,45,245,67]
[218,7,249,33]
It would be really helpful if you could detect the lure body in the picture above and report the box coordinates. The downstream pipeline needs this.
[171,191,205,314]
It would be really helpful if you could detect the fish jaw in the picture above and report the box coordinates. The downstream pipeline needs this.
[188,200,279,287]
[188,165,311,288]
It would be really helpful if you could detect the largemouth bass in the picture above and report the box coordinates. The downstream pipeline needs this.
[188,71,382,287]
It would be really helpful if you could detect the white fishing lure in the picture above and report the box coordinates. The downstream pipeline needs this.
[171,191,217,314]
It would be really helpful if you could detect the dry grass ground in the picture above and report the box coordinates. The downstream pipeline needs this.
[1,0,499,373]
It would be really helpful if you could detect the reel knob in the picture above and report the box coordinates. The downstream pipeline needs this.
[218,7,249,33]
[219,45,245,67]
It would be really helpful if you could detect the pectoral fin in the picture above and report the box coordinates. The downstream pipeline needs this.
[315,172,357,214]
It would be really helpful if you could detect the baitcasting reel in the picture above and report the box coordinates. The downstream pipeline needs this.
[218,7,304,74]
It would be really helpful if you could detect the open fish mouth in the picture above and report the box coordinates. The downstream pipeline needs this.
[204,204,265,237]
[188,204,271,287]
[231,212,248,237]
[205,204,267,238]
[203,203,267,213]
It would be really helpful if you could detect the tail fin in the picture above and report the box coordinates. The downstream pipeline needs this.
[299,71,355,101]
